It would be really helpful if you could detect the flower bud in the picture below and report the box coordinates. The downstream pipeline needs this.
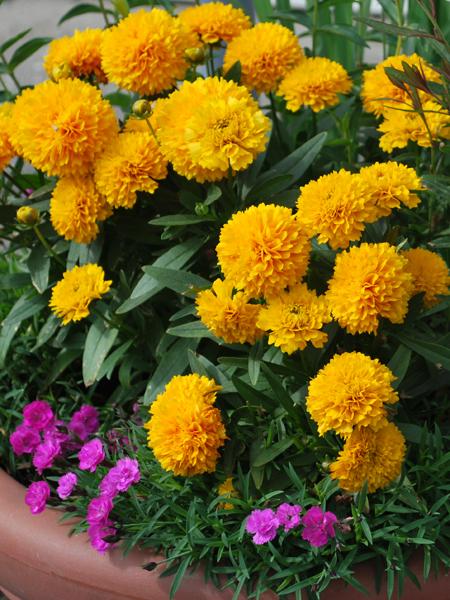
[185,47,206,64]
[195,202,209,217]
[132,99,152,118]
[17,206,39,226]
[51,63,73,82]
[111,0,129,17]
[321,460,330,471]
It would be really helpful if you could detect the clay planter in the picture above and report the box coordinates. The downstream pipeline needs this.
[0,468,448,600]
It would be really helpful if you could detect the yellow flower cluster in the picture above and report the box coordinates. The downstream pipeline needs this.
[307,352,405,493]
[361,54,450,151]
[101,9,198,95]
[44,28,106,82]
[153,77,270,182]
[296,163,422,250]
[224,22,304,93]
[49,264,112,325]
[217,477,238,510]
[10,79,118,177]
[179,2,250,44]
[403,248,450,307]
[196,279,263,344]
[50,176,110,244]
[327,243,413,334]
[278,56,352,113]
[94,132,168,209]
[0,102,14,172]
[145,374,227,477]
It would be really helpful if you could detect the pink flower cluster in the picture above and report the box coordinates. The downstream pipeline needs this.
[87,457,141,553]
[246,504,337,548]
[11,401,100,514]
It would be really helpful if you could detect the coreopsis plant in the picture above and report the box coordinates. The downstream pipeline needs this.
[1,0,450,598]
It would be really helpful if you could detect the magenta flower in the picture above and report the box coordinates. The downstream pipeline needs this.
[301,506,337,548]
[44,423,71,448]
[57,473,78,500]
[32,438,61,474]
[23,400,54,431]
[276,503,302,532]
[99,458,140,498]
[69,405,99,441]
[86,495,114,525]
[88,520,117,553]
[9,425,40,455]
[25,481,51,514]
[78,439,105,472]
[246,508,280,545]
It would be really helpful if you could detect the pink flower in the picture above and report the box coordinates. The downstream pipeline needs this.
[246,509,280,545]
[301,506,337,548]
[32,438,61,474]
[44,422,71,448]
[25,481,51,514]
[9,425,40,455]
[87,495,114,525]
[276,503,302,532]
[57,473,78,500]
[78,438,105,472]
[99,458,140,498]
[88,520,117,553]
[23,400,54,431]
[69,405,99,441]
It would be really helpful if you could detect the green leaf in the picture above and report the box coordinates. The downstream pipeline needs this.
[205,184,222,206]
[117,238,204,314]
[248,340,263,386]
[142,267,209,298]
[169,558,191,600]
[0,322,21,368]
[149,214,215,226]
[44,348,81,386]
[252,437,294,467]
[97,340,133,380]
[355,16,432,39]
[3,293,47,327]
[8,37,53,70]
[245,174,293,202]
[392,332,450,371]
[58,3,112,24]
[166,321,217,340]
[261,363,297,419]
[144,338,198,404]
[27,244,50,294]
[0,28,32,53]
[397,423,424,444]
[29,182,55,200]
[253,0,273,21]
[224,60,241,84]
[388,345,412,389]
[82,318,119,386]
[316,24,369,47]
[32,314,60,351]
[0,273,30,290]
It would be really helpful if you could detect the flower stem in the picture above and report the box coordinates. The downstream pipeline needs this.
[32,225,65,267]
[269,92,282,146]
[395,0,404,54]
[98,0,111,27]
[145,117,159,144]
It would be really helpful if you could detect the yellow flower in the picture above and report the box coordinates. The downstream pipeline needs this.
[153,77,270,182]
[10,79,118,177]
[357,161,422,220]
[145,374,227,477]
[361,53,439,117]
[330,423,406,493]
[378,99,450,152]
[327,243,413,334]
[0,102,14,172]
[403,248,450,307]
[94,132,168,209]
[179,2,251,44]
[196,278,263,344]
[50,176,110,244]
[223,23,304,94]
[218,477,238,510]
[44,29,107,83]
[256,284,331,354]
[278,57,352,113]
[306,352,398,437]
[217,204,310,300]
[296,170,373,250]
[101,9,198,95]
[49,264,112,325]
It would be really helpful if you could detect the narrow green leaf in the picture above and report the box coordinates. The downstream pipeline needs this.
[97,340,134,380]
[82,318,119,386]
[27,244,50,294]
[316,24,369,47]
[149,214,215,226]
[0,28,32,53]
[392,332,450,371]
[166,320,217,340]
[0,322,21,368]
[0,273,30,290]
[261,363,297,418]
[142,267,209,298]
[388,345,412,389]
[58,3,112,24]
[224,60,241,83]
[3,293,47,327]
[32,314,60,350]
[355,16,432,39]
[44,348,81,386]
[169,558,191,600]
[8,37,52,70]
[252,437,294,467]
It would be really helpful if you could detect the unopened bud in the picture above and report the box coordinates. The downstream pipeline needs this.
[321,461,330,471]
[195,202,209,217]
[132,99,152,118]
[17,206,39,226]
[51,63,73,82]
[111,0,129,17]
[185,47,206,64]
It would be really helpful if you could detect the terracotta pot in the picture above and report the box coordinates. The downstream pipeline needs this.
[0,469,447,600]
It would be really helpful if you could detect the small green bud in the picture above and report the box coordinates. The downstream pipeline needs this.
[51,63,73,82]
[17,206,39,226]
[185,47,206,64]
[132,99,152,118]
[195,202,209,217]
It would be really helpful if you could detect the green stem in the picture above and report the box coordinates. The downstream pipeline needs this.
[98,0,111,27]
[3,168,28,195]
[395,0,404,54]
[0,51,21,92]
[144,117,159,144]
[209,45,215,77]
[269,92,282,145]
[0,73,8,91]
[312,0,318,56]
[32,225,65,267]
